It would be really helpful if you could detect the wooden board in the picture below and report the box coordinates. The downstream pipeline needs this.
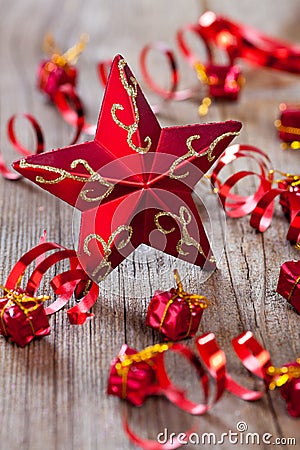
[0,0,299,449]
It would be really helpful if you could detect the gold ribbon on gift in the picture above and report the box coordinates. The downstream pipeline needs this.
[268,169,300,187]
[115,343,172,400]
[193,61,244,117]
[159,269,209,339]
[0,286,49,337]
[42,33,89,68]
[267,359,300,390]
[287,275,300,303]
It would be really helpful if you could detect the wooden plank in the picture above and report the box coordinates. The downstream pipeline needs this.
[0,1,299,449]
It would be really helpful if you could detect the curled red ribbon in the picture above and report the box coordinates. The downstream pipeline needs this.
[211,144,300,243]
[1,105,88,181]
[0,113,45,180]
[140,42,194,101]
[178,10,300,74]
[109,331,276,449]
[97,59,113,87]
[3,238,98,328]
[53,84,96,137]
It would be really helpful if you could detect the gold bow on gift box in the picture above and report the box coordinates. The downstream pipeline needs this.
[0,286,49,336]
[159,269,209,338]
[42,33,89,68]
[267,360,300,390]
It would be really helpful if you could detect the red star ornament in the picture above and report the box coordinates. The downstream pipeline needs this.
[13,55,241,282]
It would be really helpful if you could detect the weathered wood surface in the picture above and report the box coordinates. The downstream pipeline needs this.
[0,0,300,449]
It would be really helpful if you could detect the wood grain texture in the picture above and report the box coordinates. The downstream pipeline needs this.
[0,0,300,449]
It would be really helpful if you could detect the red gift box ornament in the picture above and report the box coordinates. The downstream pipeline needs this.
[0,286,50,347]
[277,173,300,219]
[277,259,300,313]
[37,33,88,100]
[275,104,300,149]
[266,360,300,417]
[177,16,245,117]
[195,61,243,103]
[107,343,170,406]
[146,269,209,340]
[13,55,241,281]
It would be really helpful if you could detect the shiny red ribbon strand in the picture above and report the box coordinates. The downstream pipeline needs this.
[0,103,89,181]
[98,45,194,117]
[211,144,300,243]
[178,10,300,75]
[139,42,195,102]
[97,59,113,87]
[0,113,45,180]
[3,238,98,327]
[109,331,274,449]
[53,83,96,137]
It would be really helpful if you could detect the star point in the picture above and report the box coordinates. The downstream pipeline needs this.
[13,54,242,282]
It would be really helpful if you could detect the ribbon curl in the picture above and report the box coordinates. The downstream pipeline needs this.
[211,144,300,244]
[0,235,99,346]
[109,330,299,449]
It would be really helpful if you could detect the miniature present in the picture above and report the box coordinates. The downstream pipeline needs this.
[37,33,87,100]
[277,260,300,313]
[0,287,50,347]
[278,176,300,219]
[267,360,300,417]
[146,269,209,341]
[107,344,165,406]
[206,64,242,100]
[37,60,77,100]
[275,104,300,145]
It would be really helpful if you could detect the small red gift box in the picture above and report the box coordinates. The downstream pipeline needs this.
[277,260,300,313]
[275,104,300,144]
[0,288,50,347]
[146,270,209,341]
[278,362,300,417]
[107,344,158,406]
[267,360,300,417]
[206,64,242,100]
[278,177,300,219]
[37,60,77,100]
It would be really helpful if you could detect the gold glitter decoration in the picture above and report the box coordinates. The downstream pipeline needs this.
[43,33,89,67]
[115,342,172,399]
[154,205,204,256]
[0,286,49,336]
[19,158,114,202]
[267,359,300,390]
[84,225,133,281]
[111,58,152,154]
[169,131,240,179]
[159,269,209,337]
[274,119,300,136]
[287,275,300,302]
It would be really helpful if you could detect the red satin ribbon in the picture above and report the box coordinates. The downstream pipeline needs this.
[8,114,45,156]
[156,343,209,414]
[211,144,300,243]
[177,22,215,67]
[123,405,195,450]
[3,240,98,325]
[140,42,194,101]
[1,102,89,181]
[0,113,45,180]
[53,84,96,137]
[97,59,113,87]
[115,331,271,449]
[178,10,300,74]
[98,45,194,116]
